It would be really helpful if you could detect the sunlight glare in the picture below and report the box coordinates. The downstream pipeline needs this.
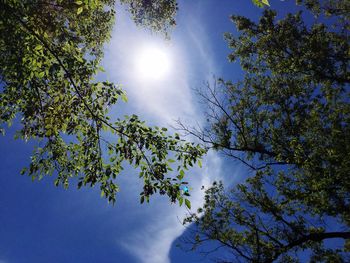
[134,45,171,81]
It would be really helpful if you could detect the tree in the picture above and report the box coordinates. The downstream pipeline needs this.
[180,1,350,261]
[0,0,272,207]
[0,0,205,206]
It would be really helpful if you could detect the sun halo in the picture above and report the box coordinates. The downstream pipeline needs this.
[134,44,172,81]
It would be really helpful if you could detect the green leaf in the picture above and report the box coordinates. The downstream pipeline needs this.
[178,169,185,180]
[54,179,59,186]
[185,199,191,209]
[262,0,270,6]
[77,7,83,15]
[75,55,84,63]
[121,92,128,103]
[179,197,183,206]
[252,0,264,7]
[34,45,42,51]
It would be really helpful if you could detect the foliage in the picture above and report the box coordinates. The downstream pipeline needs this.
[184,179,350,262]
[252,0,270,8]
[120,0,272,35]
[120,0,178,35]
[0,0,205,205]
[180,1,350,262]
[296,0,350,19]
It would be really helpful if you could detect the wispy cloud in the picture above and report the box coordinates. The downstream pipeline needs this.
[102,5,227,263]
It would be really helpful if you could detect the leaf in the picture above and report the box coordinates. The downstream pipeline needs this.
[198,159,202,168]
[178,169,185,180]
[252,0,264,7]
[77,7,83,15]
[185,199,191,209]
[54,179,59,186]
[121,92,128,103]
[75,55,84,63]
[262,0,270,6]
[179,197,183,206]
[97,66,105,72]
[34,45,42,51]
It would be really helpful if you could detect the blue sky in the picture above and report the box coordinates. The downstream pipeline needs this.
[0,1,306,263]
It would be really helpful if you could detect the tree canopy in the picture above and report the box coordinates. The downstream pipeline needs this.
[2,0,349,260]
[0,0,274,207]
[0,0,206,206]
[181,1,350,262]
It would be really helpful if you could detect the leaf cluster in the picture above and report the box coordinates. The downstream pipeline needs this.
[120,0,178,36]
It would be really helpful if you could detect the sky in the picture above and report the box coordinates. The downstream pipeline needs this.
[0,1,305,263]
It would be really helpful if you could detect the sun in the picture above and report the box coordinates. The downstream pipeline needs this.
[134,44,171,81]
